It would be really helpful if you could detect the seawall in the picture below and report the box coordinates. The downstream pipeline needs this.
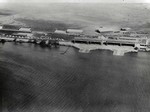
[59,41,138,56]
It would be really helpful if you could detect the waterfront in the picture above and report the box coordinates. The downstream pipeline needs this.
[1,42,150,112]
[59,41,138,55]
[1,2,150,112]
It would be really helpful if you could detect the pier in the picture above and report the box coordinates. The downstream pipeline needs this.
[59,41,138,56]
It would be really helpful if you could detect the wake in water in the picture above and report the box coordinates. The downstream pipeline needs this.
[60,46,70,55]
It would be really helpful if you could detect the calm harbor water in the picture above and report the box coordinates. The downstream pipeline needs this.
[1,42,150,112]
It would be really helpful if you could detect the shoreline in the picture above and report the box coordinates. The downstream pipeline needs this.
[59,41,138,56]
[0,37,148,56]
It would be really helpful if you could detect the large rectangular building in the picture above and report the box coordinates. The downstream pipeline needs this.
[54,29,66,34]
[19,27,32,33]
[0,25,32,33]
[106,36,139,46]
[72,35,106,44]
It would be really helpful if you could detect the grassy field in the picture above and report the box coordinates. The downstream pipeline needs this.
[16,19,82,32]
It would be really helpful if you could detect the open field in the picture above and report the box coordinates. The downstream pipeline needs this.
[16,19,82,32]
[0,3,150,33]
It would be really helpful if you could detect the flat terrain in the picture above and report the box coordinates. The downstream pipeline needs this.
[0,3,150,33]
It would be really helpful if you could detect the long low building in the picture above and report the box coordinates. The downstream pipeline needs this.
[19,27,32,33]
[72,35,106,44]
[106,37,139,47]
[0,25,32,33]
[72,35,142,47]
[54,29,67,34]
[2,32,33,38]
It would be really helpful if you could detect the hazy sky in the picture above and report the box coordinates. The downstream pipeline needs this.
[1,0,150,3]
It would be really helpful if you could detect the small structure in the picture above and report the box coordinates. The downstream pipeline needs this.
[97,35,106,40]
[0,25,3,29]
[137,37,150,50]
[139,37,148,46]
[120,27,131,31]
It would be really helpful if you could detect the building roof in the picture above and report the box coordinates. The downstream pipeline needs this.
[2,25,20,30]
[98,27,120,33]
[19,27,32,32]
[54,30,66,34]
[66,29,83,33]
[0,26,3,29]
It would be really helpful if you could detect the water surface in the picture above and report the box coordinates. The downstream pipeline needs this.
[1,42,150,112]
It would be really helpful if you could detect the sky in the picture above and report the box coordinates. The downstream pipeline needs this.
[0,0,150,3]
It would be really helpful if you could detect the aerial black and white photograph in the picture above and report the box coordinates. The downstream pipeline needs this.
[1,0,150,112]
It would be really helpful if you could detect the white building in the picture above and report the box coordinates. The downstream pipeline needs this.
[0,25,3,29]
[54,30,66,34]
[19,27,32,32]
[12,33,33,38]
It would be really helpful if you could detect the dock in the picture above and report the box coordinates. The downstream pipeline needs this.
[59,41,138,56]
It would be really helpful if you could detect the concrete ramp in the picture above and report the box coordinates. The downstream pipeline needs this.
[79,49,90,53]
[113,50,125,56]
